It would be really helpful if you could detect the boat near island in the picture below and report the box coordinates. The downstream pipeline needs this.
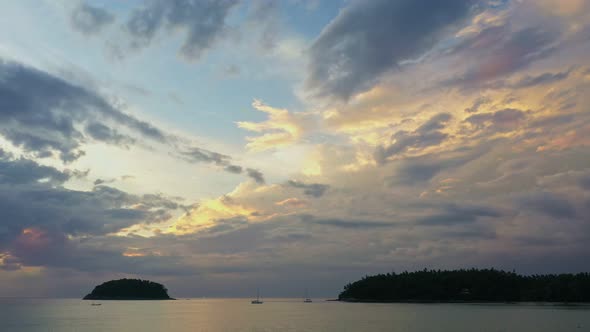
[251,289,263,304]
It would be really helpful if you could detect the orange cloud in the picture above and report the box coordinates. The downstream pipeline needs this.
[276,197,309,208]
[237,100,314,151]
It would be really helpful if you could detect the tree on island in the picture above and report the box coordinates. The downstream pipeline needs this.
[339,268,590,303]
[83,278,174,300]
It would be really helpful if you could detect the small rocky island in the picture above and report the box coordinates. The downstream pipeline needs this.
[83,278,174,300]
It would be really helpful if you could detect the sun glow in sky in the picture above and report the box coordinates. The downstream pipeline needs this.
[0,0,589,298]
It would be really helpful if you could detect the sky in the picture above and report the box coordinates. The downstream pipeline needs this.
[0,0,589,298]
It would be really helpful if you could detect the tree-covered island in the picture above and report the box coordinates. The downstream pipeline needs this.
[83,279,174,300]
[339,269,590,303]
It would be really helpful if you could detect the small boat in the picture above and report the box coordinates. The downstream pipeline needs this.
[304,288,312,303]
[251,288,263,304]
[91,303,102,306]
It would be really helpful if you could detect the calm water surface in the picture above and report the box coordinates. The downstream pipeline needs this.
[1,298,589,332]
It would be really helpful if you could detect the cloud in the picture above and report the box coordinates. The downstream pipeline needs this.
[0,157,180,245]
[375,113,452,164]
[70,2,115,35]
[306,0,479,99]
[0,151,194,275]
[224,164,243,174]
[464,96,491,113]
[246,0,281,51]
[3,0,590,296]
[0,59,264,182]
[511,69,571,89]
[85,122,135,146]
[178,146,267,181]
[237,99,312,151]
[180,147,231,166]
[299,214,394,229]
[93,178,113,186]
[246,168,265,184]
[124,0,238,60]
[276,197,308,208]
[444,26,560,88]
[415,204,501,226]
[518,192,577,219]
[465,108,527,132]
[0,149,69,185]
[286,180,329,197]
[4,230,194,276]
[309,218,394,229]
[389,144,490,186]
[0,60,166,161]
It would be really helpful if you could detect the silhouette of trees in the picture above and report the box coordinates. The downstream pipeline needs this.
[83,278,173,300]
[338,269,590,302]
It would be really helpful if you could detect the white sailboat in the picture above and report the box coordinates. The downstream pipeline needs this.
[304,288,312,303]
[251,288,263,304]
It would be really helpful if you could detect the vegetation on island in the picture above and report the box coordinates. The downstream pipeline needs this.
[83,278,174,300]
[339,269,590,303]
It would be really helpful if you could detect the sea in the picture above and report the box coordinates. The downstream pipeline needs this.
[1,298,589,331]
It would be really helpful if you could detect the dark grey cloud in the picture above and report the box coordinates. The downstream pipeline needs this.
[389,144,490,186]
[0,150,69,186]
[0,151,183,238]
[180,147,231,165]
[511,69,571,89]
[464,96,491,113]
[125,0,238,60]
[308,218,394,229]
[180,148,266,180]
[437,227,497,240]
[306,0,479,99]
[93,178,113,186]
[0,60,165,161]
[194,216,249,236]
[7,231,194,276]
[375,113,452,164]
[395,162,446,185]
[287,180,329,197]
[518,192,577,219]
[246,168,265,184]
[0,153,191,275]
[465,108,527,132]
[0,59,262,181]
[224,164,243,174]
[85,121,135,146]
[70,2,115,35]
[415,204,501,226]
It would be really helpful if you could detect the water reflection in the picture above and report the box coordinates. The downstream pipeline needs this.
[0,298,589,332]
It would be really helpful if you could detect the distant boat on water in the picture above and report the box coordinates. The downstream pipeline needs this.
[251,289,263,304]
[304,289,312,303]
[90,303,101,306]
